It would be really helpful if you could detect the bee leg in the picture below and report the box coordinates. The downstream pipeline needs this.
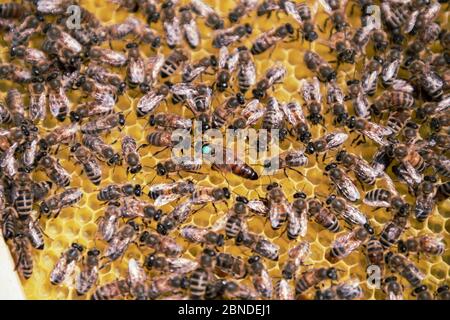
[152,147,169,157]
[351,135,361,146]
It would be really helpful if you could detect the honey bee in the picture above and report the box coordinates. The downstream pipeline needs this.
[190,249,216,299]
[252,64,286,100]
[13,171,33,219]
[0,63,32,83]
[201,143,258,181]
[315,279,363,300]
[385,252,425,287]
[364,187,409,212]
[304,50,336,83]
[76,248,100,296]
[104,221,139,262]
[70,143,102,186]
[5,88,25,125]
[307,198,341,232]
[398,234,445,256]
[281,101,312,142]
[86,64,126,95]
[107,16,139,41]
[47,77,71,122]
[212,23,253,48]
[228,99,265,131]
[0,142,18,178]
[215,252,247,279]
[325,163,360,202]
[366,236,384,271]
[222,201,248,239]
[144,253,198,274]
[97,183,142,202]
[137,83,171,117]
[9,233,34,279]
[155,158,202,178]
[214,46,239,92]
[318,0,349,35]
[180,225,225,248]
[39,155,70,187]
[251,23,294,55]
[361,56,383,96]
[28,82,47,121]
[40,188,83,217]
[300,77,324,125]
[176,6,200,49]
[96,203,120,242]
[81,134,121,166]
[382,276,403,300]
[305,130,348,156]
[236,230,279,261]
[326,194,373,233]
[380,209,410,249]
[436,285,450,301]
[1,207,21,241]
[347,116,393,147]
[148,274,189,299]
[190,0,224,30]
[336,150,377,186]
[31,181,52,203]
[161,1,182,49]
[22,215,44,250]
[392,143,425,185]
[156,201,194,235]
[282,241,311,280]
[414,176,438,222]
[88,46,127,67]
[327,226,370,262]
[247,255,273,299]
[149,113,192,132]
[139,230,183,257]
[80,112,125,135]
[127,258,148,300]
[10,46,51,76]
[160,49,189,78]
[92,279,130,300]
[371,80,415,115]
[263,182,290,230]
[295,267,338,295]
[323,31,356,65]
[409,60,444,101]
[50,243,83,285]
[148,180,195,206]
[40,123,77,151]
[121,135,142,174]
[381,46,402,88]
[228,0,258,23]
[182,55,217,83]
[212,94,245,129]
[221,280,259,300]
[264,149,308,178]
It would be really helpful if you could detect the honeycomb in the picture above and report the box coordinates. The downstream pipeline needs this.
[0,0,448,300]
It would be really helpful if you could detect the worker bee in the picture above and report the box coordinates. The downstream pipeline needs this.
[139,230,183,257]
[315,279,363,300]
[221,280,259,300]
[88,46,127,67]
[364,187,409,213]
[86,64,126,95]
[0,63,32,84]
[30,181,52,203]
[144,253,198,274]
[326,226,370,262]
[214,46,239,92]
[322,31,356,65]
[148,180,195,206]
[380,209,410,249]
[76,248,100,296]
[381,46,402,88]
[0,142,18,178]
[190,0,224,30]
[326,194,373,233]
[300,77,324,125]
[148,274,190,299]
[263,149,308,177]
[104,221,139,262]
[247,255,273,299]
[252,64,286,99]
[361,56,383,96]
[175,6,200,49]
[26,81,46,122]
[295,267,338,295]
[212,23,253,48]
[50,243,83,285]
[21,215,44,250]
[366,237,384,271]
[160,49,189,79]
[305,130,348,157]
[70,143,102,186]
[318,0,349,35]
[325,163,360,202]
[385,252,424,287]
[124,42,145,90]
[121,135,142,174]
[149,112,192,131]
[156,200,194,235]
[392,143,425,185]
[307,198,340,232]
[371,80,415,115]
[385,110,412,137]
[261,98,288,143]
[236,230,280,259]
[9,233,34,279]
[96,203,120,242]
[222,201,249,239]
[5,88,25,125]
[190,248,217,299]
[40,188,83,217]
[82,134,121,166]
[215,252,247,279]
[336,150,377,185]
[1,207,20,240]
[281,101,311,143]
[414,176,437,222]
[303,50,336,83]
[228,0,258,23]
[251,23,294,55]
[161,0,181,49]
[80,112,125,135]
[137,83,171,117]
[39,155,70,187]
[345,79,370,119]
[180,225,225,247]
[211,94,245,129]
[92,279,130,300]
[155,158,202,178]
[97,183,142,202]
[13,171,33,219]
[282,241,311,280]
[264,182,291,230]
[347,116,393,147]
[10,46,51,76]
[40,124,78,151]
[182,55,217,83]
[107,16,139,41]
[398,234,445,256]
[409,60,444,101]
[228,99,264,131]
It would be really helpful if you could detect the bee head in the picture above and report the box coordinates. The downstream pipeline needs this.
[294,191,307,199]
[266,182,279,191]
[39,201,50,215]
[156,162,167,176]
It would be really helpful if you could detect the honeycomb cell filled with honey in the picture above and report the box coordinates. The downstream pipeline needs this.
[0,0,448,300]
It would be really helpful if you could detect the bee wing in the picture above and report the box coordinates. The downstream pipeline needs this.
[391,79,414,93]
[128,58,146,84]
[146,54,165,84]
[325,132,348,149]
[405,10,419,33]
[50,254,68,284]
[361,127,390,146]
[402,161,422,184]
[37,0,66,14]
[226,48,240,73]
[277,279,295,300]
[382,173,399,196]
[137,91,161,114]
[257,238,280,257]
[164,19,182,47]
[362,70,378,94]
[183,19,200,48]
[128,258,147,287]
[180,225,207,242]
[354,159,378,181]
[318,0,333,14]
[343,205,367,226]
[247,200,269,215]
[218,46,229,69]
[382,60,400,83]
[154,193,182,207]
[336,174,360,202]
[311,77,321,102]
[210,213,229,232]
[284,1,304,24]
[389,291,404,300]
[48,88,70,118]
[436,94,450,113]
[167,257,199,274]
[170,83,197,97]
[242,99,264,126]
[191,0,214,16]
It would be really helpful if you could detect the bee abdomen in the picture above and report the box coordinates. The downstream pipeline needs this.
[15,189,33,218]
[189,268,208,300]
